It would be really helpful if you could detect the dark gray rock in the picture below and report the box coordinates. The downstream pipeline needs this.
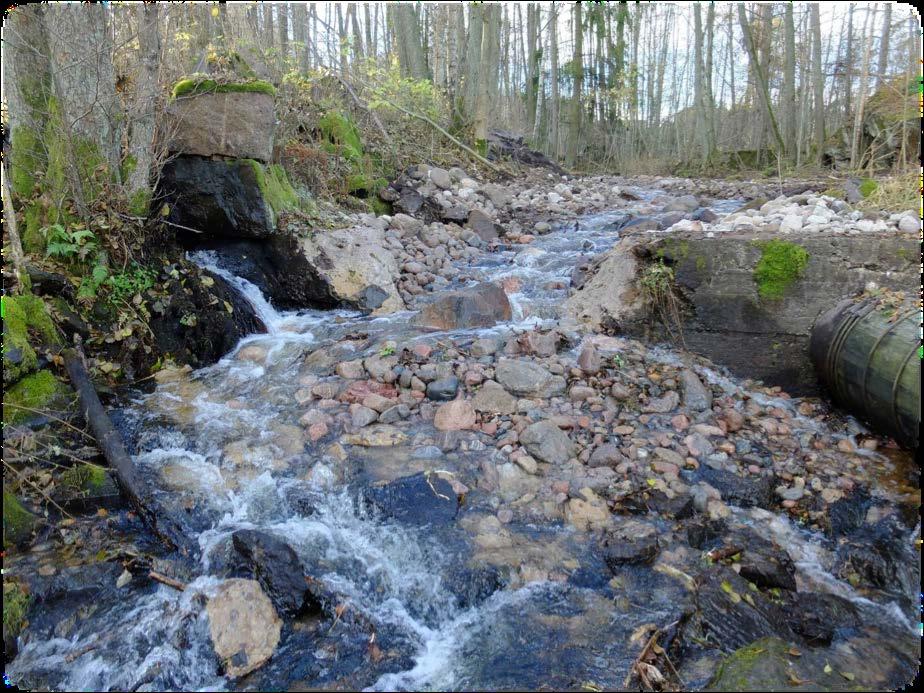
[363,472,458,526]
[520,420,575,464]
[232,529,320,617]
[427,376,459,401]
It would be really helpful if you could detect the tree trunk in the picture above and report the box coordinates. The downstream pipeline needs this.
[876,3,892,86]
[389,4,428,80]
[694,5,706,161]
[278,2,289,64]
[737,3,786,158]
[566,2,583,167]
[844,3,854,122]
[462,3,484,121]
[4,4,52,205]
[782,3,797,158]
[126,4,160,212]
[811,4,826,164]
[849,6,875,168]
[349,3,365,64]
[293,3,310,72]
[475,4,501,151]
[549,2,560,160]
[44,3,122,214]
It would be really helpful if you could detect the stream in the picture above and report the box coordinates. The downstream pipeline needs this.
[7,186,919,692]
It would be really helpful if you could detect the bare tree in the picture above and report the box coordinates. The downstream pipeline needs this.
[811,4,826,164]
[126,4,161,212]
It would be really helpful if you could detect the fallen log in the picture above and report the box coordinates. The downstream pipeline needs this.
[63,347,195,556]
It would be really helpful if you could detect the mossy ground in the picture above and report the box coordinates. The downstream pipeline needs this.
[3,369,69,425]
[2,294,60,382]
[3,579,32,641]
[2,490,37,548]
[319,111,364,162]
[171,76,276,99]
[858,178,878,198]
[61,463,113,495]
[753,240,809,300]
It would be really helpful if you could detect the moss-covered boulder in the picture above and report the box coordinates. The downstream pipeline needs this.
[2,294,60,383]
[158,155,300,238]
[166,77,276,162]
[3,578,32,654]
[3,369,70,425]
[3,489,38,548]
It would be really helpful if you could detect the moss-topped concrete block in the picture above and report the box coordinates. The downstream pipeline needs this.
[2,294,60,383]
[166,80,275,162]
[3,489,37,548]
[3,369,69,425]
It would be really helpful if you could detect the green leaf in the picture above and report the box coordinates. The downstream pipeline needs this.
[92,265,109,283]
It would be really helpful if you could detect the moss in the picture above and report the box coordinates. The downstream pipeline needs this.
[3,579,32,640]
[476,138,488,158]
[3,370,69,425]
[2,294,60,383]
[243,160,299,225]
[753,240,809,300]
[171,77,276,99]
[858,178,878,198]
[129,188,152,217]
[821,187,846,200]
[318,111,364,162]
[369,197,393,216]
[61,463,112,495]
[10,127,43,199]
[22,202,46,254]
[2,490,37,548]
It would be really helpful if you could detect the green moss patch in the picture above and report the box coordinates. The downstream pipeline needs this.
[858,178,878,198]
[3,579,32,641]
[753,240,809,300]
[3,369,69,425]
[171,76,276,100]
[2,294,60,383]
[61,463,114,495]
[319,111,364,162]
[3,490,37,548]
[243,160,299,224]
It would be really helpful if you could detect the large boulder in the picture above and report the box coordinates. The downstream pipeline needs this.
[166,90,275,162]
[414,283,511,330]
[206,578,281,678]
[231,529,319,617]
[293,224,405,314]
[159,156,298,239]
[363,472,458,526]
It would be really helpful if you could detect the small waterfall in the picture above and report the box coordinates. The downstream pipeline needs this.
[188,249,285,333]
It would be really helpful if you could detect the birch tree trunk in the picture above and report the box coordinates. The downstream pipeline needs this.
[462,4,484,121]
[549,3,560,160]
[566,2,583,167]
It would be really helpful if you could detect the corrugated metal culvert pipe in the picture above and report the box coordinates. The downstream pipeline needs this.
[810,296,921,449]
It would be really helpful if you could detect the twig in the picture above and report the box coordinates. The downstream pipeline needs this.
[3,459,74,520]
[0,403,96,440]
[149,570,186,591]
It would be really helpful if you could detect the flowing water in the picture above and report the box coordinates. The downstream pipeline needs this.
[8,189,919,691]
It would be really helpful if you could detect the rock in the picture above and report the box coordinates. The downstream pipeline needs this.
[665,195,699,212]
[588,444,626,468]
[336,360,366,379]
[166,91,275,162]
[206,578,281,678]
[779,214,803,233]
[362,393,396,413]
[294,224,405,314]
[700,468,775,509]
[466,209,501,242]
[681,369,712,412]
[363,472,458,525]
[834,515,918,596]
[482,183,511,208]
[495,359,566,398]
[643,390,680,413]
[414,283,512,330]
[341,425,407,447]
[600,521,660,568]
[159,156,292,239]
[569,385,595,402]
[898,214,920,233]
[520,420,575,464]
[351,405,378,428]
[433,399,476,431]
[564,489,611,531]
[471,338,500,357]
[429,167,452,189]
[471,380,517,415]
[427,376,460,401]
[231,530,319,617]
[722,528,797,591]
[577,344,601,373]
[785,592,860,645]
